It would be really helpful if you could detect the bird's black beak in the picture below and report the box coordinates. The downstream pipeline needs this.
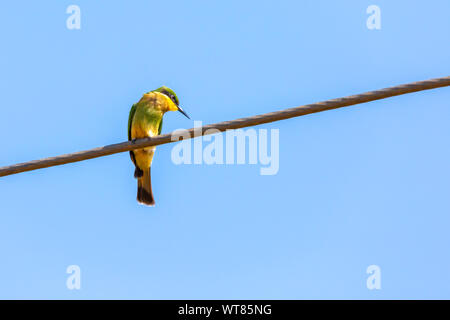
[177,106,190,119]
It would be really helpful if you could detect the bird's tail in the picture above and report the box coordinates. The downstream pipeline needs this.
[137,167,155,206]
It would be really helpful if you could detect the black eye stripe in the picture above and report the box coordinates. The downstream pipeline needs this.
[160,89,179,106]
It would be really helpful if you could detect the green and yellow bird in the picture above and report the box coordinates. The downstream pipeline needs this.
[128,86,189,206]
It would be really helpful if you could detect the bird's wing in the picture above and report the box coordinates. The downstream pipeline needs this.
[128,103,138,169]
[158,117,163,136]
[128,103,137,141]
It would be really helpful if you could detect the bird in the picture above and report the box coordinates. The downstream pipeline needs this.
[128,86,190,206]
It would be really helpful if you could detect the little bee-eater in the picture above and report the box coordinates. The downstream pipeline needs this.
[128,86,190,206]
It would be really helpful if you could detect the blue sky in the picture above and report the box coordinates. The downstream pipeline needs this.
[0,1,449,299]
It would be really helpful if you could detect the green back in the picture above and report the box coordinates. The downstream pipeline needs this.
[128,102,163,140]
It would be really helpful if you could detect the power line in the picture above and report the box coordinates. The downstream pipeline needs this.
[1,76,449,178]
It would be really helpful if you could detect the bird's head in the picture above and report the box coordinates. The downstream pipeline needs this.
[151,86,190,119]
